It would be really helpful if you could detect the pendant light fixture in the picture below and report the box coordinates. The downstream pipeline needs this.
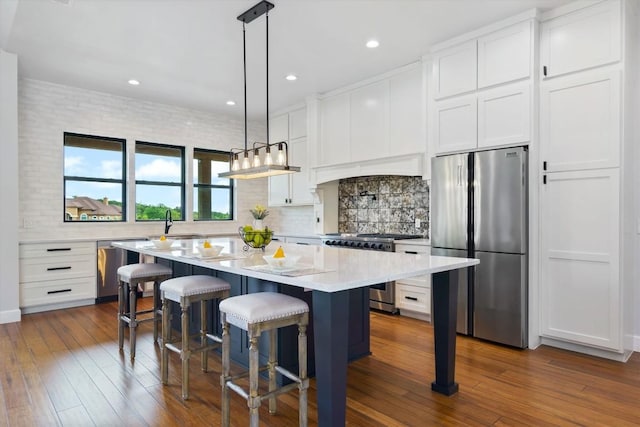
[218,1,301,180]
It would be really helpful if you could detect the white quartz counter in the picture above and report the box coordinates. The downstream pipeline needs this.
[112,237,476,293]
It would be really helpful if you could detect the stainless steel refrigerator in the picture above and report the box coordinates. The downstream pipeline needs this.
[431,146,528,348]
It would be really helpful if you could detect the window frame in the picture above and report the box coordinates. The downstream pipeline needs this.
[63,132,127,223]
[134,140,186,222]
[193,148,235,221]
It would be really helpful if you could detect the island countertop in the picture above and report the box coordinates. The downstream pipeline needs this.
[111,237,477,293]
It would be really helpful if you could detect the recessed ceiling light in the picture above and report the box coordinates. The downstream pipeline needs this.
[366,40,379,49]
[128,79,140,86]
[226,100,236,106]
[285,74,297,81]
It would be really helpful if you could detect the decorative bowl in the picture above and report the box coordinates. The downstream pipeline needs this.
[151,238,175,249]
[238,226,273,251]
[197,243,224,258]
[262,254,301,270]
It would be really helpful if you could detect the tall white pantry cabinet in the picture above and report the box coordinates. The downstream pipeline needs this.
[539,0,636,360]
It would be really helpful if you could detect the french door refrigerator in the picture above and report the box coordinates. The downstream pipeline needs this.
[431,146,528,348]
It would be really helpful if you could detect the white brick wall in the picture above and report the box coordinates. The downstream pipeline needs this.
[18,79,313,241]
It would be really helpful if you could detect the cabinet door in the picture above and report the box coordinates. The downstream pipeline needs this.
[350,81,387,162]
[540,0,621,79]
[432,40,477,99]
[540,168,620,350]
[389,66,425,156]
[319,93,350,166]
[289,137,313,205]
[269,114,288,143]
[433,94,477,154]
[540,70,620,172]
[477,82,530,149]
[289,108,307,139]
[478,21,531,88]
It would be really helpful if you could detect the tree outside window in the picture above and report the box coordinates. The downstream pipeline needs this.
[193,149,233,221]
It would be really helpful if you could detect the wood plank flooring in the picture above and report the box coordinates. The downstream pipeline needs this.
[1,298,639,426]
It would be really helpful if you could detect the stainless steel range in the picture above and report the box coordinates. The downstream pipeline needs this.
[322,233,422,313]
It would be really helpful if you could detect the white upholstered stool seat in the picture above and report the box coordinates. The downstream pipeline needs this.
[160,275,230,400]
[117,263,172,360]
[219,292,309,427]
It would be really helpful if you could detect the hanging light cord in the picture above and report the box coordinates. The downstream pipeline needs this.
[242,21,248,152]
[266,11,270,145]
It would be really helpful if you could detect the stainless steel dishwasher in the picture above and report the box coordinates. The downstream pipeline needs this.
[96,240,142,303]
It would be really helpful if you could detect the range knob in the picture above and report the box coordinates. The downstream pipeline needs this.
[363,243,370,248]
[357,242,363,248]
[373,244,381,250]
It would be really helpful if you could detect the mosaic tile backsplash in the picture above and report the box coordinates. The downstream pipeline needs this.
[338,176,429,236]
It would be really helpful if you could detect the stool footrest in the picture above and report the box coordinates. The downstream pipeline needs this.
[165,341,221,355]
[275,365,304,385]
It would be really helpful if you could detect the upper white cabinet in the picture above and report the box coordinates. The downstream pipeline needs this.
[432,40,477,99]
[478,21,531,88]
[540,0,621,79]
[318,63,425,169]
[433,95,477,153]
[477,82,531,149]
[540,70,620,172]
[268,108,314,207]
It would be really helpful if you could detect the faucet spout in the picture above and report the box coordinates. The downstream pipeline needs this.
[164,210,173,235]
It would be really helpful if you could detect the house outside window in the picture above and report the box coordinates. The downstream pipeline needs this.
[193,149,234,221]
[135,141,185,221]
[64,133,126,222]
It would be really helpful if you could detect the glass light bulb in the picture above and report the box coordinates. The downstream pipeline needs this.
[231,154,240,171]
[252,149,261,168]
[264,147,273,165]
[277,144,286,166]
[241,152,251,169]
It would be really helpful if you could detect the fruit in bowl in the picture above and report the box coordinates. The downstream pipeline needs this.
[197,240,224,258]
[239,225,273,250]
[263,246,301,270]
[151,235,175,249]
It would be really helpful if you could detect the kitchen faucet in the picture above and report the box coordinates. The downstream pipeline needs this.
[164,210,173,235]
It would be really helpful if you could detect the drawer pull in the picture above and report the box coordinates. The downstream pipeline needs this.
[405,251,418,254]
[47,289,72,295]
[47,266,72,271]
[404,296,418,301]
[47,248,72,252]
[296,242,309,245]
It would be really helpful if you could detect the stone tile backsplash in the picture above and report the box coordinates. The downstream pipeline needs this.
[338,176,429,236]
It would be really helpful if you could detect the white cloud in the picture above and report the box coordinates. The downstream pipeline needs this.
[101,160,122,179]
[136,158,181,181]
[64,155,85,175]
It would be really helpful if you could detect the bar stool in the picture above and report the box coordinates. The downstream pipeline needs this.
[117,263,172,360]
[160,275,231,400]
[219,292,309,427]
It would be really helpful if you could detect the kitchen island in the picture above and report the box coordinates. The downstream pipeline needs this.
[112,237,478,427]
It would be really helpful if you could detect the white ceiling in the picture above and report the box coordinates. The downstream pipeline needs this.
[1,0,572,120]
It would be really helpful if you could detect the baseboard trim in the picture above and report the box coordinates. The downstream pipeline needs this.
[0,309,22,324]
[635,335,640,353]
[541,336,633,362]
[20,299,94,315]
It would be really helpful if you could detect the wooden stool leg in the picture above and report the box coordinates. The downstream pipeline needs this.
[201,300,208,372]
[268,329,277,414]
[221,319,230,427]
[299,323,308,427]
[249,334,260,427]
[153,281,160,342]
[129,281,138,360]
[161,295,170,385]
[181,301,190,400]
[118,280,125,351]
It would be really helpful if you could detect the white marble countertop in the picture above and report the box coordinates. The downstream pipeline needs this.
[112,237,477,293]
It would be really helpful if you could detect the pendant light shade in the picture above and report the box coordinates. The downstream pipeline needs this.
[218,1,301,180]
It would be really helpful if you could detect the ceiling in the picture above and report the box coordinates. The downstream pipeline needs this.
[1,0,572,120]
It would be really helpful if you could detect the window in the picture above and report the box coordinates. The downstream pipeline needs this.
[64,133,126,222]
[193,149,234,220]
[135,141,185,221]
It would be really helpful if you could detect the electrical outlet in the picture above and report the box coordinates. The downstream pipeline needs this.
[415,218,421,229]
[23,217,35,229]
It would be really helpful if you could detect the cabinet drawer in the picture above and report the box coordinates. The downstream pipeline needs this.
[396,283,431,314]
[20,255,95,283]
[395,243,430,254]
[20,277,96,308]
[20,241,95,259]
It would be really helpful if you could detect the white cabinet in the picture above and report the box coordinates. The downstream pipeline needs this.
[478,82,531,149]
[319,94,350,166]
[389,66,425,156]
[540,0,621,79]
[350,81,387,162]
[540,168,620,349]
[433,95,477,153]
[540,70,620,172]
[395,242,431,321]
[19,241,97,313]
[478,21,531,88]
[432,40,477,99]
[268,109,314,207]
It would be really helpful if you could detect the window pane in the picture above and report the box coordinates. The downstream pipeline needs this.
[64,145,123,179]
[193,150,230,185]
[135,144,182,183]
[193,187,232,220]
[136,184,182,220]
[65,181,124,221]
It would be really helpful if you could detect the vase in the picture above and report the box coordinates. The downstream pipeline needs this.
[253,219,264,230]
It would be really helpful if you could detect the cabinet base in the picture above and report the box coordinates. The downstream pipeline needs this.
[21,298,95,315]
[540,336,632,362]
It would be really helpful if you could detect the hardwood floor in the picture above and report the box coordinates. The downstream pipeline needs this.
[1,299,639,426]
